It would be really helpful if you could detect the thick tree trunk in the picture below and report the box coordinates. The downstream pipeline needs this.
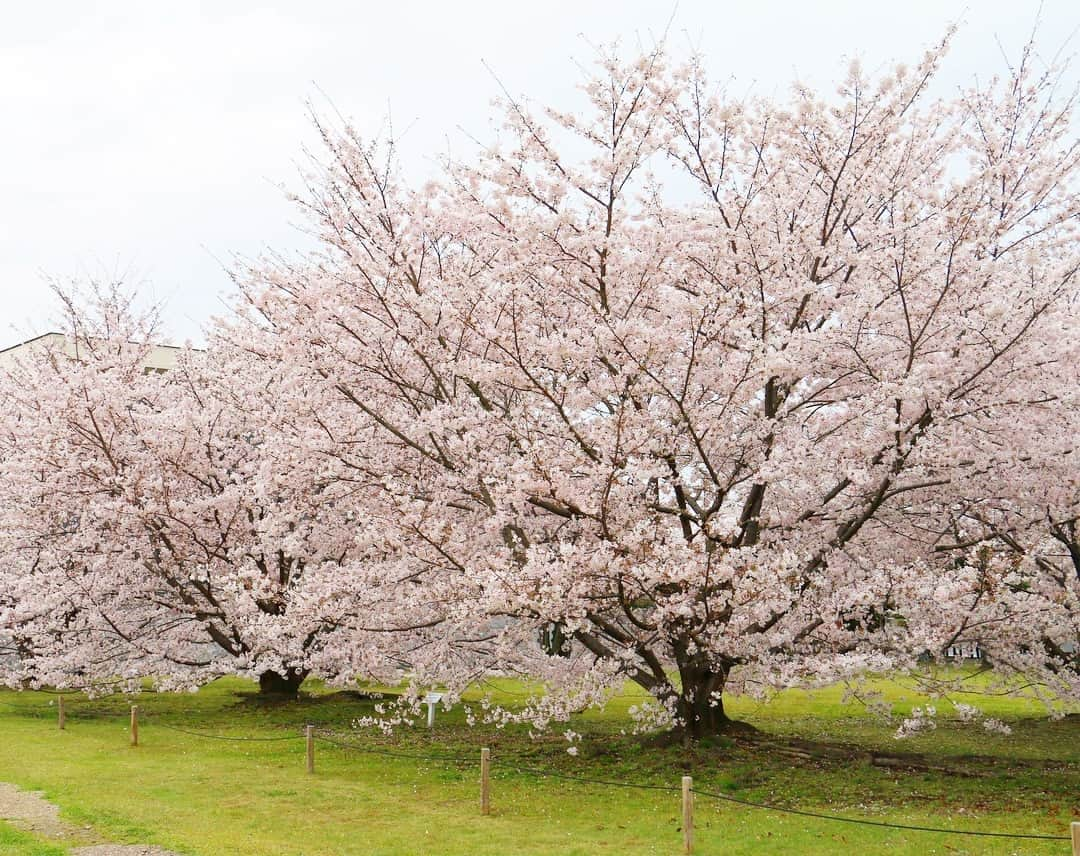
[670,666,754,739]
[257,668,308,697]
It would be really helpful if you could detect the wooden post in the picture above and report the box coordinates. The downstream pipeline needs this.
[57,695,65,731]
[305,725,315,774]
[480,747,491,816]
[681,775,694,855]
[129,705,139,747]
[1070,821,1079,856]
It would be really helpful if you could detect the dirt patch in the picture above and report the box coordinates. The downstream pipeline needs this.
[0,782,182,855]
[0,782,71,838]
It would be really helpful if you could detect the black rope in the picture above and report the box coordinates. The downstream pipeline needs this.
[314,732,476,764]
[690,787,1070,841]
[0,698,51,718]
[313,741,1070,841]
[492,761,1070,840]
[21,678,134,695]
[144,717,302,742]
[316,735,679,794]
[315,734,675,793]
[495,761,680,793]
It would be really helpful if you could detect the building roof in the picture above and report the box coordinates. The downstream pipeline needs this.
[0,332,184,371]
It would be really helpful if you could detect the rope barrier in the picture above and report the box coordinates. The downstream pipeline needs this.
[690,786,1071,841]
[313,733,1071,841]
[310,734,1072,841]
[312,732,675,792]
[144,718,302,742]
[495,761,681,793]
[0,698,51,717]
[0,695,1072,843]
[314,732,476,764]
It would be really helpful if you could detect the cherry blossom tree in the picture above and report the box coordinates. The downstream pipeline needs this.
[235,35,1080,736]
[0,287,405,696]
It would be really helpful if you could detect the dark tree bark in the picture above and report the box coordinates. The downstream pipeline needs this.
[257,668,308,697]
[575,621,753,739]
[663,662,755,739]
[672,667,728,737]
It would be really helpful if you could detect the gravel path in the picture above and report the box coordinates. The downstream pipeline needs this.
[0,782,71,838]
[0,782,182,855]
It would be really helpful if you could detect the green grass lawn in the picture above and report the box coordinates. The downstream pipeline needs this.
[0,673,1076,855]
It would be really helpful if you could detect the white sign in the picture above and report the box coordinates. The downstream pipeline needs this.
[424,691,444,728]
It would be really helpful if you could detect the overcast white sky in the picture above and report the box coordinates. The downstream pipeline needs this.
[1,0,1076,349]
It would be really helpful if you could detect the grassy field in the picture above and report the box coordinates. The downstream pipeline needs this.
[0,673,1076,855]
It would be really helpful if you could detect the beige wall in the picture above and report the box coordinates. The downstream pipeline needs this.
[0,333,181,372]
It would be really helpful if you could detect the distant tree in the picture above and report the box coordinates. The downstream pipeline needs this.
[902,311,1079,704]
[0,287,404,696]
